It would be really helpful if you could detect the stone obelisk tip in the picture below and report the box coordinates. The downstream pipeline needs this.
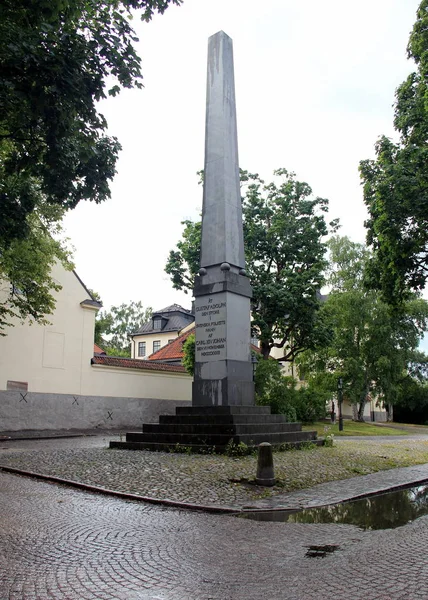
[200,30,245,270]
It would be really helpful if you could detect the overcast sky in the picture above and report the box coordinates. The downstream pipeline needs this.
[63,0,421,314]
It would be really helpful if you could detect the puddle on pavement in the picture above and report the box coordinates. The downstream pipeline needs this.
[239,483,428,530]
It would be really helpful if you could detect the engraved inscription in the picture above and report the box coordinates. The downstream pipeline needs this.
[195,293,227,361]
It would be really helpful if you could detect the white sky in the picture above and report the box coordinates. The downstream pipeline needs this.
[63,0,421,313]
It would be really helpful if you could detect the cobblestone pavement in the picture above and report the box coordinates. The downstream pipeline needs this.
[2,470,428,600]
[2,434,428,510]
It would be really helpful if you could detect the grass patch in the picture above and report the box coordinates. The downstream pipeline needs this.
[302,421,408,437]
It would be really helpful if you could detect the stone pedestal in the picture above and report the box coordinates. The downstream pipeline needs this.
[193,268,254,406]
[109,406,321,452]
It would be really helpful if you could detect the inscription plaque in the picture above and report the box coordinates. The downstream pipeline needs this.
[195,292,227,361]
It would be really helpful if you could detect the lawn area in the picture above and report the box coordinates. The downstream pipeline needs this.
[302,420,408,437]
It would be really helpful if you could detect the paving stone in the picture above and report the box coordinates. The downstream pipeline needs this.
[2,434,428,510]
[3,433,428,599]
[2,470,428,599]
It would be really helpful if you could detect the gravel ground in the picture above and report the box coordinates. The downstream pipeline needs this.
[2,435,428,507]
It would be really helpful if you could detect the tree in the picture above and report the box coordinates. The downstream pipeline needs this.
[0,198,73,335]
[0,0,182,246]
[360,1,428,304]
[95,301,152,356]
[165,220,201,292]
[298,236,428,420]
[0,0,180,331]
[165,169,338,361]
[181,333,195,376]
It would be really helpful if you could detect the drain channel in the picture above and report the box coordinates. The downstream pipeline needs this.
[305,544,340,558]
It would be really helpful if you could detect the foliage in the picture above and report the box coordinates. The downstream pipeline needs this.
[165,169,338,361]
[254,358,327,423]
[393,351,428,423]
[360,1,428,304]
[292,385,329,423]
[0,198,73,334]
[254,356,285,399]
[181,333,195,376]
[224,440,251,457]
[165,222,201,292]
[0,0,182,246]
[323,434,335,447]
[297,236,428,420]
[95,301,152,356]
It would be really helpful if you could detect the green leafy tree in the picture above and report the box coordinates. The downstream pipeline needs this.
[95,301,152,356]
[165,169,338,361]
[0,0,181,331]
[94,312,113,347]
[165,221,201,292]
[0,0,182,246]
[298,236,428,420]
[0,198,73,334]
[360,1,428,304]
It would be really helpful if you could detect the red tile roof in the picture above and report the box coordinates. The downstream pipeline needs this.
[91,355,187,373]
[94,343,106,355]
[148,328,194,361]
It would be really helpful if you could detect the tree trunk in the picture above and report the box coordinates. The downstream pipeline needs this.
[357,399,366,422]
[260,340,271,360]
[385,404,393,422]
[357,387,368,421]
[352,403,358,421]
[357,376,369,422]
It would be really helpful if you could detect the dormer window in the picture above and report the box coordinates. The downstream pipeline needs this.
[153,317,162,330]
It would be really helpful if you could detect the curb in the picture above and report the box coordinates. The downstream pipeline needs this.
[3,464,428,517]
[0,465,239,514]
[0,434,95,442]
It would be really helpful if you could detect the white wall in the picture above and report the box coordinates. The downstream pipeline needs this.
[83,364,191,400]
[0,262,192,403]
[0,263,96,395]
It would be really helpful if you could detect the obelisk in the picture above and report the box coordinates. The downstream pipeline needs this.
[193,31,254,406]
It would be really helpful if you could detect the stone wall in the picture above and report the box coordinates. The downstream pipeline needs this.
[0,391,190,432]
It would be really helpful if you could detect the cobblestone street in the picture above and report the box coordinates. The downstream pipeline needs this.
[2,468,428,600]
[3,433,428,599]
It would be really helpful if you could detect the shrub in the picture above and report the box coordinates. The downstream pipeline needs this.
[255,358,327,423]
[182,333,195,376]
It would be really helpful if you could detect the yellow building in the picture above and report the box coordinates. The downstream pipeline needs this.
[130,304,194,359]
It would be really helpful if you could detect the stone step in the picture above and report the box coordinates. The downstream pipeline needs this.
[123,430,318,446]
[176,405,272,416]
[110,437,324,453]
[141,423,302,435]
[159,414,293,426]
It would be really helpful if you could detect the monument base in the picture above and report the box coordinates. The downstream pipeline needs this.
[109,405,321,453]
[192,379,254,406]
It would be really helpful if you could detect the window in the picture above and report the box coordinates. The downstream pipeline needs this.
[250,337,259,348]
[153,318,162,330]
[138,342,146,357]
[168,339,174,344]
[153,340,161,353]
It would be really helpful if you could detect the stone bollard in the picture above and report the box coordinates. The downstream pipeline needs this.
[256,442,276,486]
